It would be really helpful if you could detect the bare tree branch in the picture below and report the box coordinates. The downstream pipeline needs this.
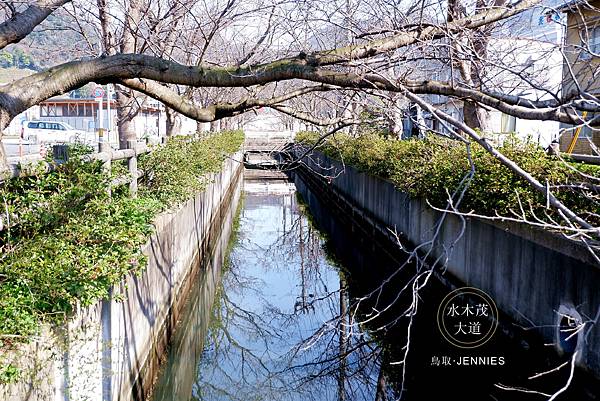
[0,0,70,50]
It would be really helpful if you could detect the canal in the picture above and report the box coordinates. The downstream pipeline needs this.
[150,174,599,400]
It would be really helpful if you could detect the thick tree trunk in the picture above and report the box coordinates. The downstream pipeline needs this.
[0,111,11,169]
[387,94,404,138]
[0,141,8,174]
[463,101,491,131]
[117,110,136,149]
[195,120,204,135]
[165,107,181,138]
[116,0,142,149]
[116,88,137,149]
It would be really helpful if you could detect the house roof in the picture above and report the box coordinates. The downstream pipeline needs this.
[41,97,116,104]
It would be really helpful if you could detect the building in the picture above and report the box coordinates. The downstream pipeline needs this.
[242,108,298,139]
[4,88,166,148]
[559,0,600,154]
[420,0,565,148]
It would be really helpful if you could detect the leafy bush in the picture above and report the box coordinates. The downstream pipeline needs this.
[139,130,244,206]
[0,363,20,384]
[296,131,599,223]
[0,131,244,342]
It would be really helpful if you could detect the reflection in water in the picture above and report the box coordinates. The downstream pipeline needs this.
[193,192,376,401]
[151,178,239,401]
[151,181,393,401]
[152,179,599,401]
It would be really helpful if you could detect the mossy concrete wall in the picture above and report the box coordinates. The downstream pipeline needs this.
[0,151,244,401]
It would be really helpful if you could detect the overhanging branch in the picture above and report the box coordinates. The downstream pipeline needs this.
[0,0,71,50]
[117,78,338,122]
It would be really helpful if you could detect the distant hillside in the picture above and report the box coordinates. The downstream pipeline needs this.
[0,11,97,87]
[21,13,96,68]
[2,11,97,71]
[0,48,40,71]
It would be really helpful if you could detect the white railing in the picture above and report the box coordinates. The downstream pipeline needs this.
[244,130,295,141]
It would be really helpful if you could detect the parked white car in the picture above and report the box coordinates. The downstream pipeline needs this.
[22,120,89,145]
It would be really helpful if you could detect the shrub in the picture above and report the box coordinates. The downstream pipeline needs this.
[296,131,598,224]
[139,130,244,206]
[0,131,244,342]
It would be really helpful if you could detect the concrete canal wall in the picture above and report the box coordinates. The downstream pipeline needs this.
[293,150,600,377]
[0,151,244,401]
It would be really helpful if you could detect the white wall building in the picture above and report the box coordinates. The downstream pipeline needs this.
[4,94,166,148]
[420,1,565,148]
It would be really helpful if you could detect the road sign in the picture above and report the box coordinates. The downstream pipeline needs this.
[93,86,105,100]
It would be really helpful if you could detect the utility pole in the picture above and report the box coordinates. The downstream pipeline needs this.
[106,84,113,145]
[94,85,106,152]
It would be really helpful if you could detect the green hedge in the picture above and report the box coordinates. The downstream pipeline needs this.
[296,131,600,224]
[0,131,244,343]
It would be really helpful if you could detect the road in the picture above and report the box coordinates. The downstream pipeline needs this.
[3,138,41,158]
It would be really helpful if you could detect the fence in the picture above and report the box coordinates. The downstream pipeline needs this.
[0,140,150,232]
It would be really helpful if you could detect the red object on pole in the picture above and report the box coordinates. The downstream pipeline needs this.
[93,86,105,100]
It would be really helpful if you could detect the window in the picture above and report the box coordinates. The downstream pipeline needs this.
[87,103,97,117]
[44,104,62,117]
[590,26,600,54]
[581,25,600,59]
[52,105,63,116]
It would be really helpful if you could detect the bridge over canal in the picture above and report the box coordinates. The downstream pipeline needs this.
[243,130,293,180]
